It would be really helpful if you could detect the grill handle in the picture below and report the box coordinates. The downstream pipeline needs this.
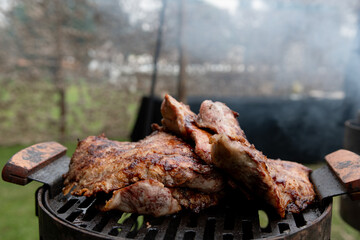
[2,142,67,185]
[325,149,360,194]
[309,149,360,200]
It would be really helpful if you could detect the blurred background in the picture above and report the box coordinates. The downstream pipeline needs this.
[1,0,360,239]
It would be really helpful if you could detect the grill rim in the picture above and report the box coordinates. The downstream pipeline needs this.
[37,187,121,240]
[37,186,333,240]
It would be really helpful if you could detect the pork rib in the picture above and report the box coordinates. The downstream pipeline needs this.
[161,96,315,217]
[161,94,249,164]
[196,100,246,140]
[102,180,182,217]
[161,94,214,164]
[63,130,225,197]
[64,94,316,218]
[102,179,223,216]
[211,134,315,217]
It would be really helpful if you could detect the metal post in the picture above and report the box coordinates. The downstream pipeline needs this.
[176,0,187,103]
[145,0,167,135]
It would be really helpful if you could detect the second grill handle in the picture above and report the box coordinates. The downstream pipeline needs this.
[2,142,67,185]
[325,149,360,194]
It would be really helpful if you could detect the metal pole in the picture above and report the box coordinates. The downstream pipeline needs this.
[176,0,187,103]
[145,0,167,135]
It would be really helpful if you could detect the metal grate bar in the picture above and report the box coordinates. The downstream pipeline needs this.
[43,189,332,240]
[164,214,182,239]
[101,213,119,235]
[149,216,172,239]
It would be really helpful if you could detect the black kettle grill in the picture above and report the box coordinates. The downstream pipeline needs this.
[2,142,333,240]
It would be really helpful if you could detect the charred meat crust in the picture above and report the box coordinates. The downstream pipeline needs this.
[63,94,316,217]
[211,134,315,217]
[101,179,182,217]
[63,130,225,197]
[101,179,224,217]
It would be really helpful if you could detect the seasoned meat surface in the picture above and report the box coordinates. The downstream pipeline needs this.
[211,134,316,217]
[64,94,316,217]
[161,94,214,164]
[160,94,197,139]
[102,180,182,217]
[266,158,316,214]
[102,179,223,216]
[63,130,225,197]
[161,95,250,164]
[170,188,224,213]
[196,100,246,140]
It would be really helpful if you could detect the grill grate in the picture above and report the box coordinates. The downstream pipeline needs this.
[42,189,329,240]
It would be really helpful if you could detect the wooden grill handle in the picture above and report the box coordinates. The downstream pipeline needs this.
[325,149,360,198]
[2,142,67,185]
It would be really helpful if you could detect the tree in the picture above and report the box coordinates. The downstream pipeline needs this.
[4,0,99,142]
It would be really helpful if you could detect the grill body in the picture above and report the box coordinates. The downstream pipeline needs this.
[340,117,360,230]
[36,186,332,240]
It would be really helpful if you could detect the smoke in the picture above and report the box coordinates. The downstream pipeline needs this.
[92,0,360,99]
[180,0,360,97]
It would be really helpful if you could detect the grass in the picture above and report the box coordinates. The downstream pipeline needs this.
[1,147,360,239]
[331,196,360,240]
[0,79,142,145]
[0,145,41,240]
[0,143,77,240]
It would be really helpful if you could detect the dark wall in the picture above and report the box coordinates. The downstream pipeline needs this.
[131,96,350,163]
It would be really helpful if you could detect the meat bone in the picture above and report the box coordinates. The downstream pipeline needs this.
[1,142,70,197]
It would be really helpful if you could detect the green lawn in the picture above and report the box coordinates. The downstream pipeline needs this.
[1,145,41,240]
[1,146,360,240]
[0,143,77,240]
[332,196,360,240]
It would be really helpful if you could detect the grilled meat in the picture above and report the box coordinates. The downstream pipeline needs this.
[102,180,182,217]
[64,94,316,218]
[161,94,249,164]
[63,130,225,197]
[170,187,223,213]
[211,134,316,217]
[266,158,315,214]
[196,100,247,140]
[161,95,315,217]
[161,94,214,164]
[102,179,223,216]
[160,94,197,140]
